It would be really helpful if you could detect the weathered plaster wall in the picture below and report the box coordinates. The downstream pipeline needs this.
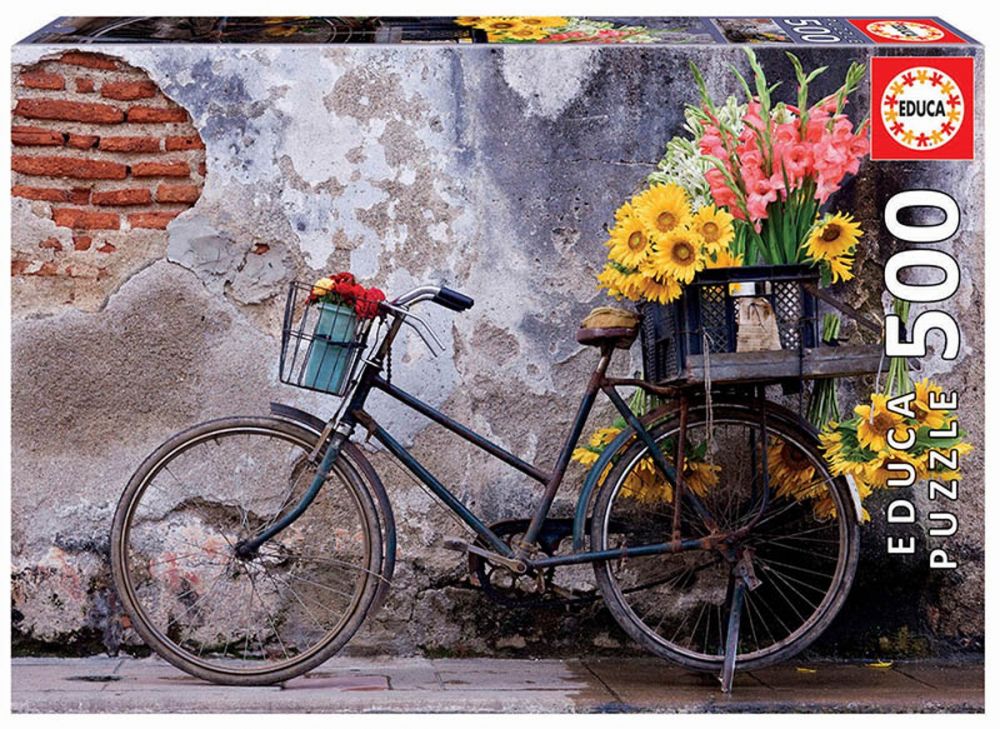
[11,44,983,658]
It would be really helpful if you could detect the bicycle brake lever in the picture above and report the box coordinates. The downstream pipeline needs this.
[401,312,445,357]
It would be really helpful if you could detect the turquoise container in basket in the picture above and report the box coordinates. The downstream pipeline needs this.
[302,302,357,393]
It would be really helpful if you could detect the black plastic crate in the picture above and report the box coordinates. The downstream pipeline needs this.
[640,264,819,385]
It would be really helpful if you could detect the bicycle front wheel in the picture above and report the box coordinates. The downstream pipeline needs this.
[591,403,860,672]
[111,416,385,685]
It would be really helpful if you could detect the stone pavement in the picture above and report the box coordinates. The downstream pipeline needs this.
[11,655,984,713]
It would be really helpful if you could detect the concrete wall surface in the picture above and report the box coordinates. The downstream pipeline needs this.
[11,42,983,658]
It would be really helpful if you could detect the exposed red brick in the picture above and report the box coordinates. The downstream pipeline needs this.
[75,77,96,93]
[251,243,270,255]
[96,242,117,254]
[58,52,119,71]
[34,261,59,276]
[39,237,63,251]
[20,71,65,90]
[12,155,127,180]
[101,80,157,101]
[15,98,124,124]
[165,134,205,151]
[127,106,189,123]
[156,183,201,204]
[98,136,160,153]
[131,160,190,177]
[12,185,70,202]
[70,187,91,205]
[92,188,152,206]
[73,236,92,251]
[12,259,31,276]
[12,126,64,147]
[66,133,99,150]
[128,211,179,229]
[198,161,207,176]
[52,208,120,230]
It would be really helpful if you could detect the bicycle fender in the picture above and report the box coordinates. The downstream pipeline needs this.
[268,402,398,609]
[572,427,637,551]
[269,402,327,433]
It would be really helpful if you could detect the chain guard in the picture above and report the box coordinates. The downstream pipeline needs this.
[468,518,595,608]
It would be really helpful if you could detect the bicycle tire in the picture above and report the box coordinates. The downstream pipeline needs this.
[111,416,389,685]
[590,403,860,672]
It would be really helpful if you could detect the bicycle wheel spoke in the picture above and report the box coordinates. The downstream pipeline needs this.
[593,411,857,670]
[113,420,380,680]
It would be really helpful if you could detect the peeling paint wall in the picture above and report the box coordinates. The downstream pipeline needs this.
[11,44,983,658]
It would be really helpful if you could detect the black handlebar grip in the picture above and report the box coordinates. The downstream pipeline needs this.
[434,286,475,312]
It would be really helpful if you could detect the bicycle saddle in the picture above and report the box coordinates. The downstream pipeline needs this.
[577,306,639,349]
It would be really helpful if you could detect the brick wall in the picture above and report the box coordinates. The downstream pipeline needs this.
[11,52,204,300]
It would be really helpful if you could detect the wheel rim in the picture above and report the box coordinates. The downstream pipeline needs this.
[117,426,374,676]
[598,416,852,666]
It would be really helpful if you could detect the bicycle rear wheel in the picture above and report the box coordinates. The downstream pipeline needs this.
[111,416,386,685]
[590,403,859,672]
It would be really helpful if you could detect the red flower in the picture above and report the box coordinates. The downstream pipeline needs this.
[355,288,385,319]
[309,272,384,319]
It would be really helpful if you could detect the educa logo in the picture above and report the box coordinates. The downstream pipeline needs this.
[871,57,975,161]
[866,20,945,42]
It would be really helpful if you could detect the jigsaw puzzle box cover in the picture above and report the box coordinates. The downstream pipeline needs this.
[9,15,983,701]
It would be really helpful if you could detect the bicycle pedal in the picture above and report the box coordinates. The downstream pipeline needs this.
[442,537,470,553]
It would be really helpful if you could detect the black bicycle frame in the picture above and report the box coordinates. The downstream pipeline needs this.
[238,318,723,567]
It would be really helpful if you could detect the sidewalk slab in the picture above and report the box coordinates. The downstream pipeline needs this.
[11,655,984,713]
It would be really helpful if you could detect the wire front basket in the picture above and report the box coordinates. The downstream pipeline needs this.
[279,281,377,396]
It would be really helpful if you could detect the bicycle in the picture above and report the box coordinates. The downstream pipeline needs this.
[110,279,861,692]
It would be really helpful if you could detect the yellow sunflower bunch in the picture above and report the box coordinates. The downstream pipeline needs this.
[598,183,739,305]
[571,426,720,504]
[454,16,569,41]
[767,437,863,521]
[804,212,862,283]
[819,379,972,506]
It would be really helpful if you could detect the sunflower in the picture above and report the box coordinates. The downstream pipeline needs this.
[597,264,628,298]
[598,265,648,302]
[864,450,925,489]
[805,212,862,262]
[480,17,524,34]
[646,229,705,284]
[689,206,735,254]
[607,216,652,269]
[912,378,950,430]
[707,248,744,269]
[455,16,485,26]
[854,393,907,453]
[623,458,673,504]
[634,273,682,304]
[590,427,622,448]
[633,183,691,239]
[827,253,855,283]
[684,460,719,497]
[571,447,600,466]
[504,26,550,40]
[822,434,869,480]
[517,16,569,28]
[613,200,636,226]
[768,438,819,500]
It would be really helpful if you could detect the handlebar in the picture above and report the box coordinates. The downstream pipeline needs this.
[433,287,474,312]
[390,285,474,312]
[380,284,473,358]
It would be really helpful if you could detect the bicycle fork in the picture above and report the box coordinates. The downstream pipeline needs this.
[234,423,351,558]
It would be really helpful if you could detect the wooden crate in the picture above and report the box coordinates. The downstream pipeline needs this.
[676,344,883,385]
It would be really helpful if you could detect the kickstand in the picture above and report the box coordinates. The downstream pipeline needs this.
[719,549,758,693]
[719,575,745,693]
